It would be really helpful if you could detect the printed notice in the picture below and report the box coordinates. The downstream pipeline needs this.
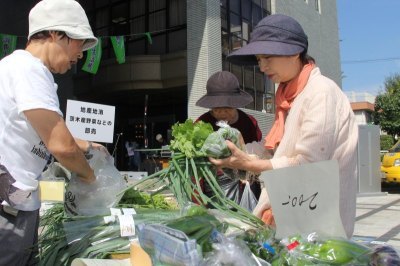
[66,100,115,143]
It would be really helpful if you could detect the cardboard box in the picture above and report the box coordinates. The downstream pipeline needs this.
[130,241,152,266]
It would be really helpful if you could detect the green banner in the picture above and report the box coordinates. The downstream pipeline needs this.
[110,36,125,64]
[144,32,153,44]
[82,38,102,74]
[0,34,17,59]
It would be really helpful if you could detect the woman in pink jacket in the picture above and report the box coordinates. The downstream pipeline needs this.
[210,14,358,238]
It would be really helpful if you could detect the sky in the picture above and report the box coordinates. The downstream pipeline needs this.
[337,0,400,96]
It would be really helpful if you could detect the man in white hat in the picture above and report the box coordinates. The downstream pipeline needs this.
[0,0,104,264]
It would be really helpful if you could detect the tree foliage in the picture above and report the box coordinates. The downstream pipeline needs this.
[380,134,394,151]
[374,73,400,138]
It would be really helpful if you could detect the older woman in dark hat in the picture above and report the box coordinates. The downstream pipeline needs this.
[209,14,358,238]
[196,71,262,143]
[196,70,262,204]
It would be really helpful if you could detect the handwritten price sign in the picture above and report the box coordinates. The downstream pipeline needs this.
[260,160,346,239]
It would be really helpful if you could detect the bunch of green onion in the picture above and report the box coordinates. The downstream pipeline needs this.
[120,119,263,228]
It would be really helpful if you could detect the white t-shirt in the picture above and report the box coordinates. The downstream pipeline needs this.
[0,50,63,211]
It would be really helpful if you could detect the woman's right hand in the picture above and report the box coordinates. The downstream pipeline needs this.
[209,140,253,171]
[209,140,273,173]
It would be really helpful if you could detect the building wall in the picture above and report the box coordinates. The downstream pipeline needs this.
[272,0,342,87]
[186,0,341,136]
[353,110,371,125]
[187,0,222,120]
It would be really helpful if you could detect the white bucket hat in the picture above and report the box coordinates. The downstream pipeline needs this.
[28,0,98,51]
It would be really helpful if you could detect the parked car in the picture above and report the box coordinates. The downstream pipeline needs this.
[381,139,400,183]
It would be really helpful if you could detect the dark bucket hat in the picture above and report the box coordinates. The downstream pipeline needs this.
[227,14,308,65]
[196,71,253,109]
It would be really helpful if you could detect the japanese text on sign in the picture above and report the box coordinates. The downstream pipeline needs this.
[259,160,346,239]
[66,100,115,143]
[282,192,318,210]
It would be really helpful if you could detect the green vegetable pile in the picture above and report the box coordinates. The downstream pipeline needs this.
[237,227,281,262]
[117,187,176,210]
[169,119,214,158]
[37,190,180,265]
[123,119,263,228]
[165,205,227,254]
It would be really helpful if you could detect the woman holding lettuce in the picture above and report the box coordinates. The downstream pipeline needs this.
[209,14,358,238]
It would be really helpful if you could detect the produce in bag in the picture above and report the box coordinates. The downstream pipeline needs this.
[38,202,180,265]
[369,244,400,266]
[138,223,201,266]
[122,119,264,229]
[235,226,280,263]
[164,206,227,254]
[201,230,261,266]
[64,150,125,216]
[271,233,371,265]
[201,120,245,159]
[201,121,248,181]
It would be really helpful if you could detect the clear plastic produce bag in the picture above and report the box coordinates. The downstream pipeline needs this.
[64,150,126,216]
[201,121,245,159]
[201,231,260,266]
[202,121,248,180]
[138,223,201,266]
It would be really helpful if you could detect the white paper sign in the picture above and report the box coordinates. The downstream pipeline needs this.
[259,160,346,239]
[66,100,115,143]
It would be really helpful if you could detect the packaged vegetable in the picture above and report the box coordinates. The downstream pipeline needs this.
[201,121,245,159]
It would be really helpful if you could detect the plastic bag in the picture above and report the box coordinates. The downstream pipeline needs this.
[64,150,126,216]
[203,173,240,205]
[202,121,248,181]
[239,181,258,212]
[138,223,201,266]
[41,161,71,180]
[201,231,260,266]
[201,121,245,159]
[234,227,277,263]
[272,233,372,265]
[369,244,400,266]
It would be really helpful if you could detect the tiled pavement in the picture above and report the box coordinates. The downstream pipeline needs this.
[353,192,400,250]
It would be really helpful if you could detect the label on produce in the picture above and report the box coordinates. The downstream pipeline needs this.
[110,208,123,216]
[118,214,135,237]
[66,100,115,143]
[122,208,136,215]
[39,180,65,202]
[259,160,347,239]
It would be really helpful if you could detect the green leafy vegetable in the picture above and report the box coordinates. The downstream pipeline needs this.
[118,187,176,210]
[169,119,214,158]
[201,125,243,158]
